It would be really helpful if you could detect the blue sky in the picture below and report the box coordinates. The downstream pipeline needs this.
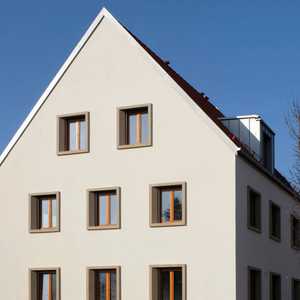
[0,1,299,177]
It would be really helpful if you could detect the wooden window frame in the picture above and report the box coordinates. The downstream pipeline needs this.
[29,267,60,300]
[87,266,121,300]
[247,186,262,233]
[269,201,281,242]
[291,215,300,250]
[29,192,61,233]
[248,266,262,300]
[57,111,90,155]
[150,264,186,300]
[292,278,300,300]
[87,187,121,230]
[150,182,187,228]
[117,103,152,149]
[269,272,281,300]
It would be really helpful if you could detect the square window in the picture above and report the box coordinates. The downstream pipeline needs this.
[30,268,60,300]
[29,192,60,233]
[150,182,186,227]
[57,112,89,155]
[247,187,261,232]
[117,104,152,149]
[270,273,281,300]
[269,201,281,241]
[292,278,300,300]
[87,187,121,230]
[291,215,300,249]
[150,265,186,300]
[248,267,261,300]
[87,267,120,300]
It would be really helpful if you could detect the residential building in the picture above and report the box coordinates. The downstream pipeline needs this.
[0,7,299,300]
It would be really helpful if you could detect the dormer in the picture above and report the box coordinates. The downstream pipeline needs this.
[220,115,275,173]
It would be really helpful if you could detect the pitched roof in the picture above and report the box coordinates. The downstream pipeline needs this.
[0,8,297,199]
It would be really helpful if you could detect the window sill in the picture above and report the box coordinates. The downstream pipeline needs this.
[29,227,60,234]
[150,221,186,228]
[87,225,120,231]
[57,149,89,156]
[117,143,152,150]
[247,225,261,234]
[270,234,281,243]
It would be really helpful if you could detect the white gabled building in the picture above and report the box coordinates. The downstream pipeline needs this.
[0,7,299,300]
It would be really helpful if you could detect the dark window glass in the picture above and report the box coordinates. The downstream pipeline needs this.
[249,268,261,300]
[270,274,281,300]
[291,216,300,249]
[248,188,261,231]
[292,279,300,300]
[270,202,281,240]
[158,269,182,300]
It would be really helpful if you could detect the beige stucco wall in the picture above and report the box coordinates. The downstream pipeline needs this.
[236,156,300,300]
[0,15,237,299]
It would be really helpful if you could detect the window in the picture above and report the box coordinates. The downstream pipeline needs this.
[291,215,300,249]
[270,273,281,300]
[292,278,300,300]
[247,187,261,232]
[248,267,262,300]
[87,187,121,230]
[150,265,186,300]
[269,201,281,241]
[29,192,60,233]
[30,268,60,300]
[117,104,152,149]
[150,182,186,227]
[57,112,89,154]
[87,267,120,300]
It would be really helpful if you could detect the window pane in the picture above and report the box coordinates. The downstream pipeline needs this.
[249,269,261,300]
[51,273,56,300]
[161,191,171,222]
[160,271,170,300]
[52,199,57,228]
[111,271,117,300]
[249,190,261,230]
[141,111,149,144]
[293,280,300,300]
[80,119,87,150]
[99,272,106,300]
[128,113,137,145]
[41,199,49,228]
[68,120,77,151]
[174,270,182,300]
[271,274,281,300]
[110,194,118,225]
[42,274,49,300]
[174,191,182,221]
[99,194,107,226]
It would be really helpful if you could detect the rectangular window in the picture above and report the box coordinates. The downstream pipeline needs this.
[269,201,281,241]
[57,112,89,155]
[30,268,60,300]
[247,187,261,232]
[150,182,186,227]
[248,267,261,300]
[270,273,281,300]
[30,192,60,233]
[291,215,300,249]
[87,267,120,300]
[88,187,121,230]
[118,104,152,149]
[151,265,186,300]
[292,278,300,300]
